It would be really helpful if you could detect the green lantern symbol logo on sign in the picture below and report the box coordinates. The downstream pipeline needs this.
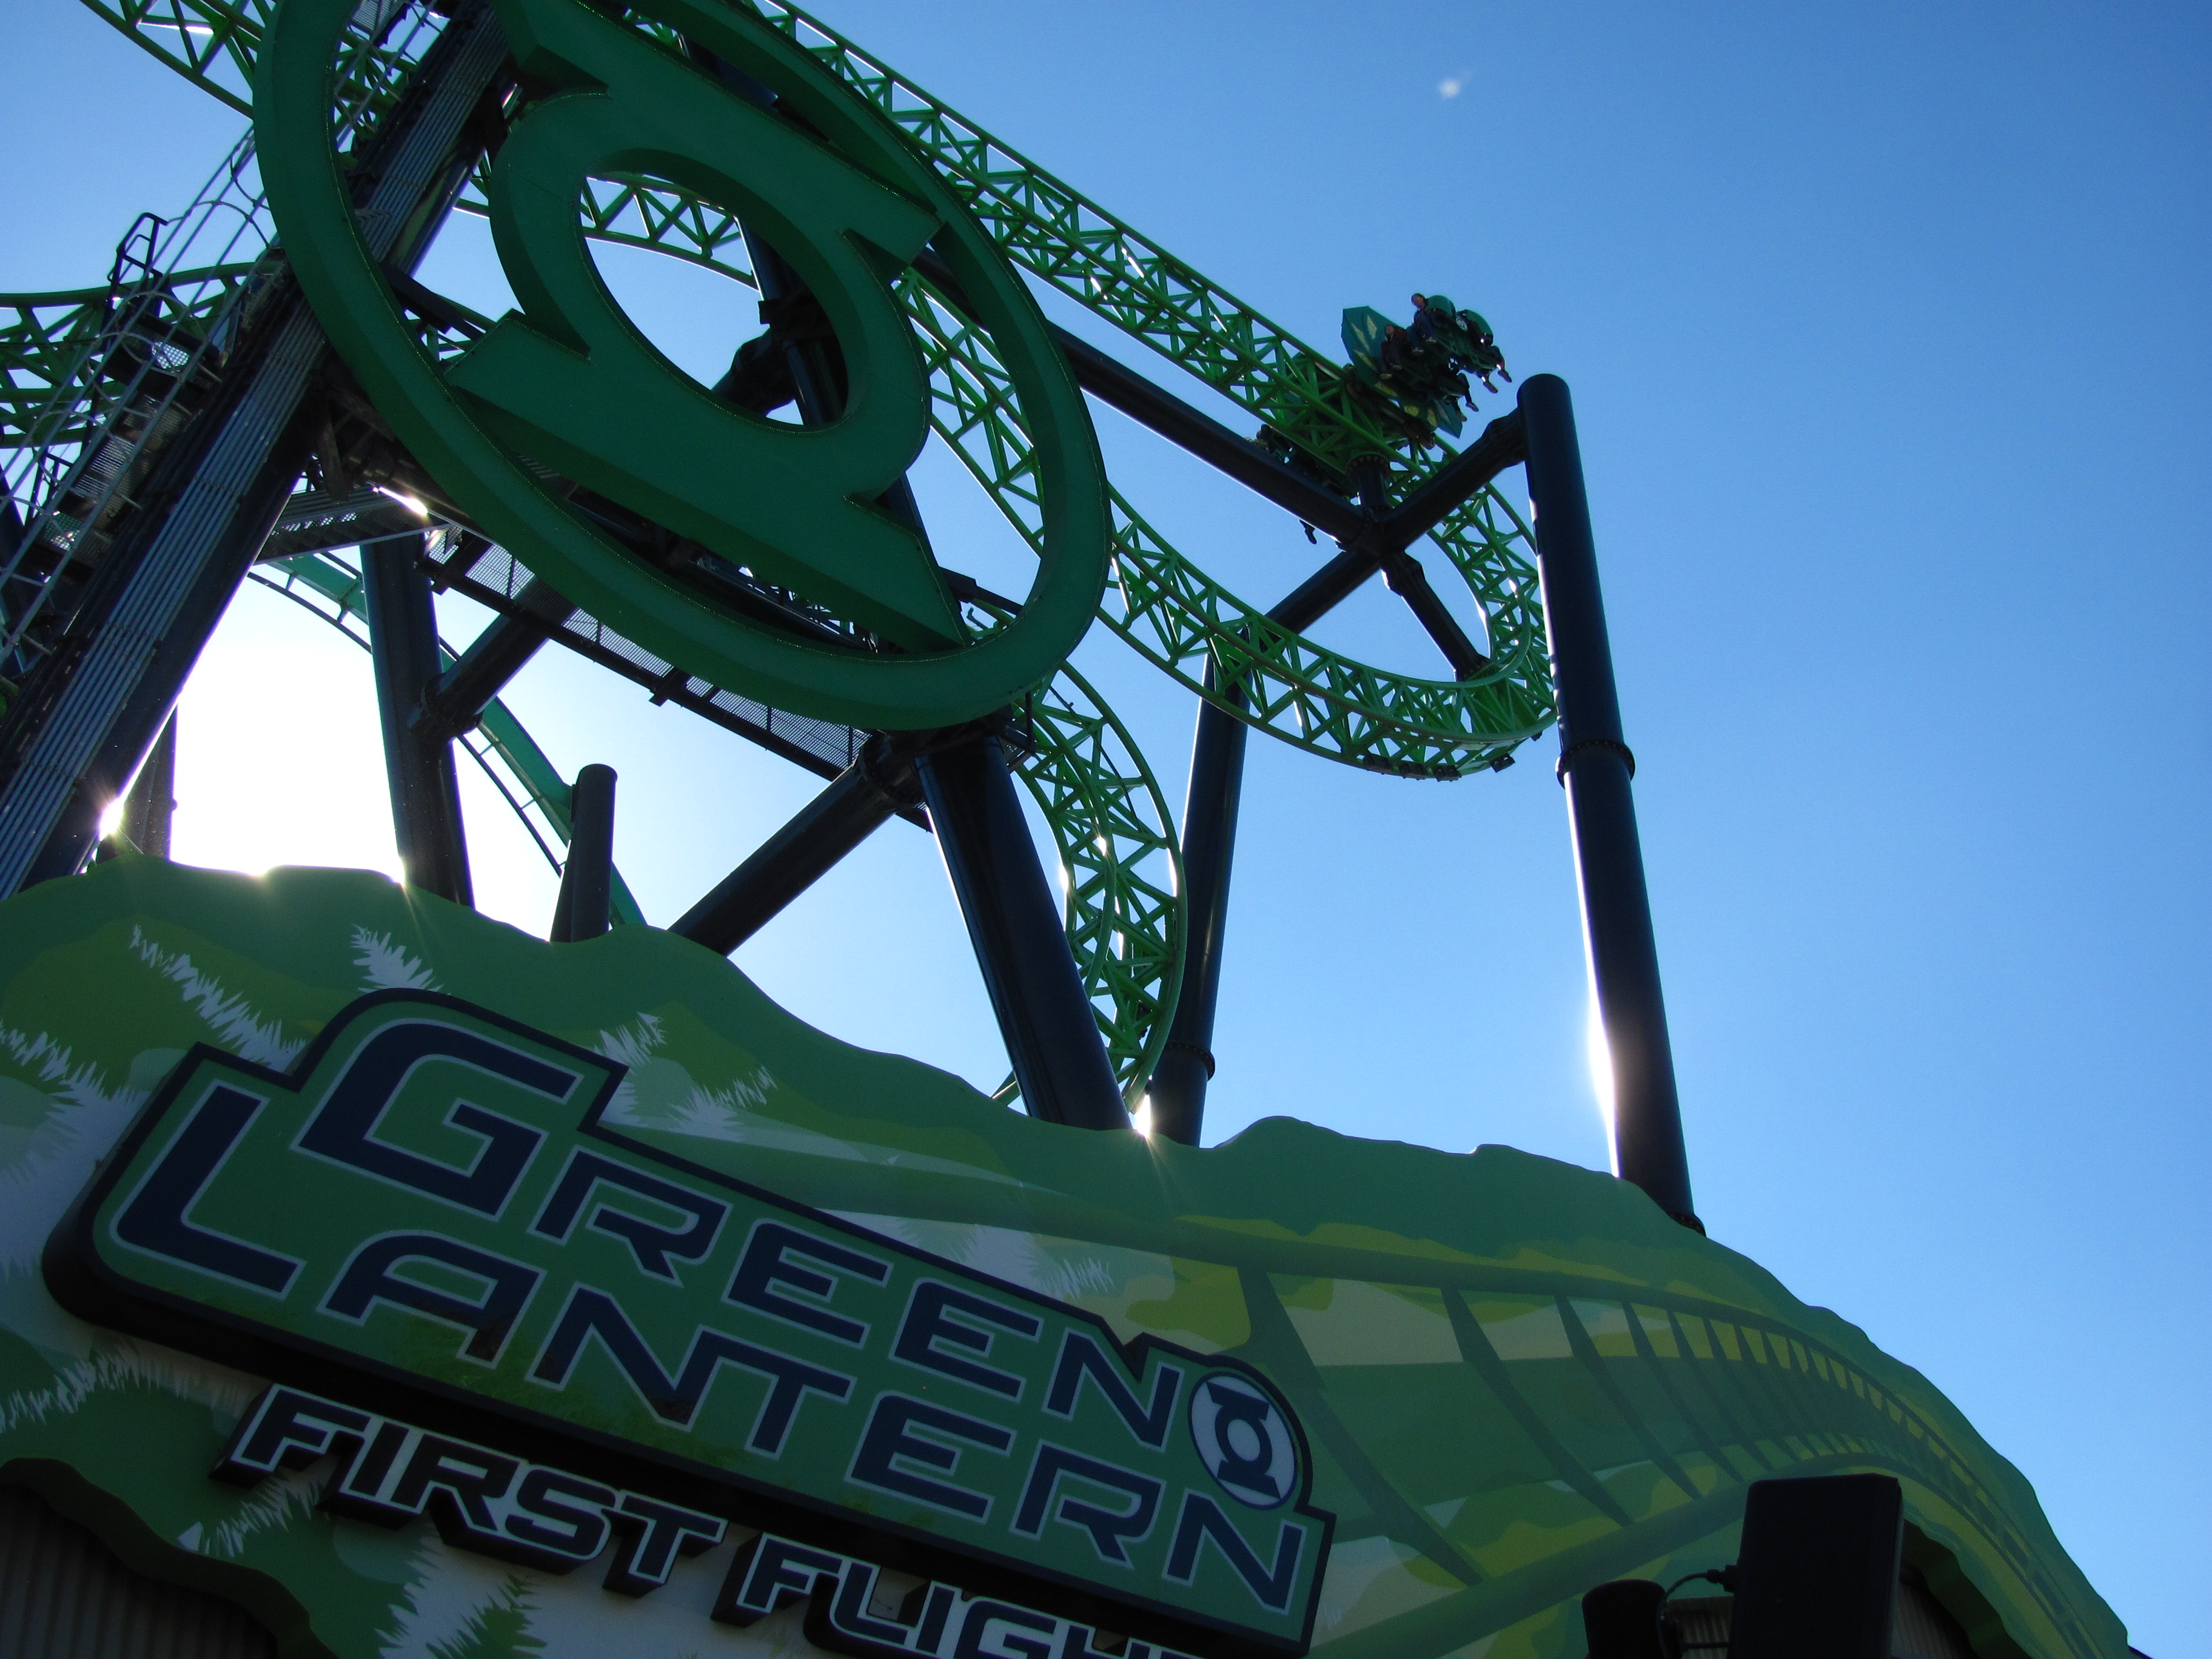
[258,0,1110,728]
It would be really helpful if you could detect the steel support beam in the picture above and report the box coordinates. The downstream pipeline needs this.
[120,711,176,859]
[1144,672,1247,1145]
[1145,422,1531,1144]
[550,763,616,942]
[0,318,326,893]
[908,249,1366,540]
[916,731,1128,1131]
[1045,326,1364,538]
[1386,414,1529,546]
[1518,374,1696,1228]
[364,537,472,905]
[671,742,917,954]
[1379,548,1490,678]
[418,575,574,742]
[1146,463,1391,1144]
[1266,543,1382,636]
[0,5,509,896]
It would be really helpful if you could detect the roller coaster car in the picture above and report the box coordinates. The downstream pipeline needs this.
[1341,292,1510,440]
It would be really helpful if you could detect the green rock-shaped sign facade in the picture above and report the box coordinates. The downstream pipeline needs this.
[0,861,2122,1658]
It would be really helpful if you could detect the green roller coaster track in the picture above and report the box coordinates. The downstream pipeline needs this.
[4,0,1556,1105]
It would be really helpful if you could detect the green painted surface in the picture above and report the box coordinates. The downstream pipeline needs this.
[255,0,1111,731]
[0,861,2125,1658]
[449,0,957,651]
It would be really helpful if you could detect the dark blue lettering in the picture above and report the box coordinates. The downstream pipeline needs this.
[297,1022,571,1213]
[727,1221,888,1345]
[1013,1444,1162,1564]
[916,1583,958,1652]
[531,1149,726,1279]
[713,1532,845,1625]
[325,1422,414,1520]
[215,1387,370,1481]
[1044,1332,1179,1449]
[848,1394,1011,1520]
[894,1281,1041,1399]
[810,1560,922,1651]
[322,1233,542,1361]
[115,1086,301,1293]
[1164,1493,1305,1612]
[388,1433,518,1538]
[531,1286,850,1448]
[505,1467,616,1564]
[603,1493,725,1595]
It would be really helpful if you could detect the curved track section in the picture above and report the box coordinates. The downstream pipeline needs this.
[1011,662,1184,1105]
[905,277,1550,777]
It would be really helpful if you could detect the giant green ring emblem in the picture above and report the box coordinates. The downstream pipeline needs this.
[257,0,1110,729]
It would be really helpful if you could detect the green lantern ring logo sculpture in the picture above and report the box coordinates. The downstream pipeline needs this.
[256,0,1111,729]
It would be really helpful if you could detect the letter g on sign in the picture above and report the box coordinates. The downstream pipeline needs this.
[255,0,1110,728]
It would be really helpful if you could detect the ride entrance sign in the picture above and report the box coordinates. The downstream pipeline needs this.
[46,987,1329,1657]
[0,862,2123,1658]
[258,0,1112,729]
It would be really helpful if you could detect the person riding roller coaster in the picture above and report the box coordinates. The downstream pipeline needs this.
[1258,290,1510,504]
[1336,290,1511,444]
[1410,293,1509,394]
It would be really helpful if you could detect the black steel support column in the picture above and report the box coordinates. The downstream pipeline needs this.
[673,742,914,954]
[364,537,472,905]
[1145,676,1247,1144]
[916,731,1127,1131]
[551,763,615,942]
[1518,374,1697,1228]
[1146,461,1404,1145]
[706,150,1124,1130]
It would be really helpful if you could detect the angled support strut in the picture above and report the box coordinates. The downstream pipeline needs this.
[916,728,1128,1132]
[418,574,575,743]
[675,85,1126,1130]
[671,738,919,955]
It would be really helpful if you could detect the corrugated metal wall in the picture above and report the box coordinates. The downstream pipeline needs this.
[1664,1577,1978,1659]
[1894,1577,1980,1659]
[0,1484,275,1659]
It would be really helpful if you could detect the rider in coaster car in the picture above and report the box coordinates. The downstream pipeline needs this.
[1410,292,1512,393]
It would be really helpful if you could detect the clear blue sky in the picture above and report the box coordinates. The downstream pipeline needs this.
[4,2,2206,1652]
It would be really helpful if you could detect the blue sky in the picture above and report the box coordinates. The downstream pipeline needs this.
[4,2,2207,1651]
